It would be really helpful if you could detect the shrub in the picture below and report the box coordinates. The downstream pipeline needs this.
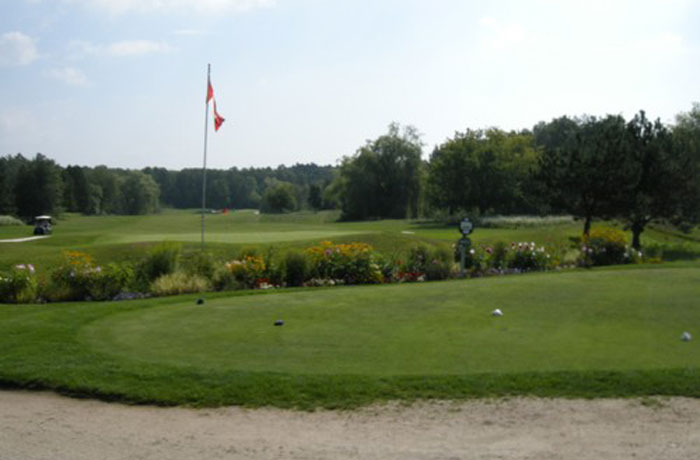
[182,251,216,280]
[261,246,284,287]
[643,242,700,261]
[211,265,233,291]
[89,263,134,300]
[284,251,308,287]
[305,241,383,285]
[48,251,99,301]
[0,264,38,303]
[213,255,267,290]
[405,245,430,275]
[150,272,210,296]
[0,215,24,226]
[424,246,453,281]
[376,253,400,282]
[478,215,574,228]
[135,242,181,288]
[580,227,629,266]
[506,242,552,271]
[453,243,487,274]
[488,242,509,270]
[47,251,134,301]
[403,244,453,281]
[455,242,554,276]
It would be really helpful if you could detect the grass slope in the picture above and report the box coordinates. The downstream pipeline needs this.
[1,266,698,408]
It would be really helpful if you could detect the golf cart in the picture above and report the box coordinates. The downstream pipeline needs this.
[33,215,52,235]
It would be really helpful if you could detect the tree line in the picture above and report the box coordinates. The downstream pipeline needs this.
[336,106,699,248]
[1,104,698,248]
[0,155,336,219]
[0,156,160,218]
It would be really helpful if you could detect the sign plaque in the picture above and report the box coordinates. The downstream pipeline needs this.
[459,218,473,236]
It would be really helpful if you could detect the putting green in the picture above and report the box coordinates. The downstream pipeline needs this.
[80,268,700,376]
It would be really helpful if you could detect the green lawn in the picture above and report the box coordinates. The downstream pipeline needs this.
[3,209,698,273]
[1,266,698,408]
[0,210,377,270]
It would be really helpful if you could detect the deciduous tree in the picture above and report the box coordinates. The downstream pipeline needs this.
[339,123,423,220]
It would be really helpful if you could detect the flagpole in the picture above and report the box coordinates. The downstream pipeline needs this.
[201,63,211,251]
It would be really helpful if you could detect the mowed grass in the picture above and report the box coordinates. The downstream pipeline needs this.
[2,209,699,271]
[1,266,698,408]
[0,210,375,270]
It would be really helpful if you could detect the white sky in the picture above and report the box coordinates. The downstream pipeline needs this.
[1,0,699,169]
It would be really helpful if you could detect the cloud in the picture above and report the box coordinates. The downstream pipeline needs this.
[58,0,275,14]
[107,40,171,56]
[478,17,530,51]
[68,39,171,58]
[647,32,685,53]
[173,29,209,36]
[0,31,39,67]
[0,107,33,135]
[46,66,90,86]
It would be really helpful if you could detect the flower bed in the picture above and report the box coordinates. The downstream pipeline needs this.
[0,234,652,304]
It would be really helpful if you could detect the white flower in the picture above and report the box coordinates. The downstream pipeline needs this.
[469,249,475,255]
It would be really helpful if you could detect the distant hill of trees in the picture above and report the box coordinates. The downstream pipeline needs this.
[0,156,338,219]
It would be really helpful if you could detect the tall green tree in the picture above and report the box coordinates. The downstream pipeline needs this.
[88,166,121,214]
[14,153,64,219]
[308,184,323,210]
[427,129,538,216]
[617,111,694,248]
[339,123,423,220]
[260,179,297,213]
[62,165,92,214]
[120,170,160,215]
[534,115,628,236]
[670,103,700,231]
[143,167,177,206]
[0,154,28,215]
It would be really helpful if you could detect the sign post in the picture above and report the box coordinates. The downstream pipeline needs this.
[458,217,474,277]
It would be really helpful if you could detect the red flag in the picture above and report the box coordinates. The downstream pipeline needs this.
[213,99,225,131]
[206,79,214,103]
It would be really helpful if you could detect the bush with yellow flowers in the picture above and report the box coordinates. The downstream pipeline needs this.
[305,241,383,285]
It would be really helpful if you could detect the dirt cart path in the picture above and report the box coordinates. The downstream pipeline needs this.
[0,235,50,243]
[1,391,698,460]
